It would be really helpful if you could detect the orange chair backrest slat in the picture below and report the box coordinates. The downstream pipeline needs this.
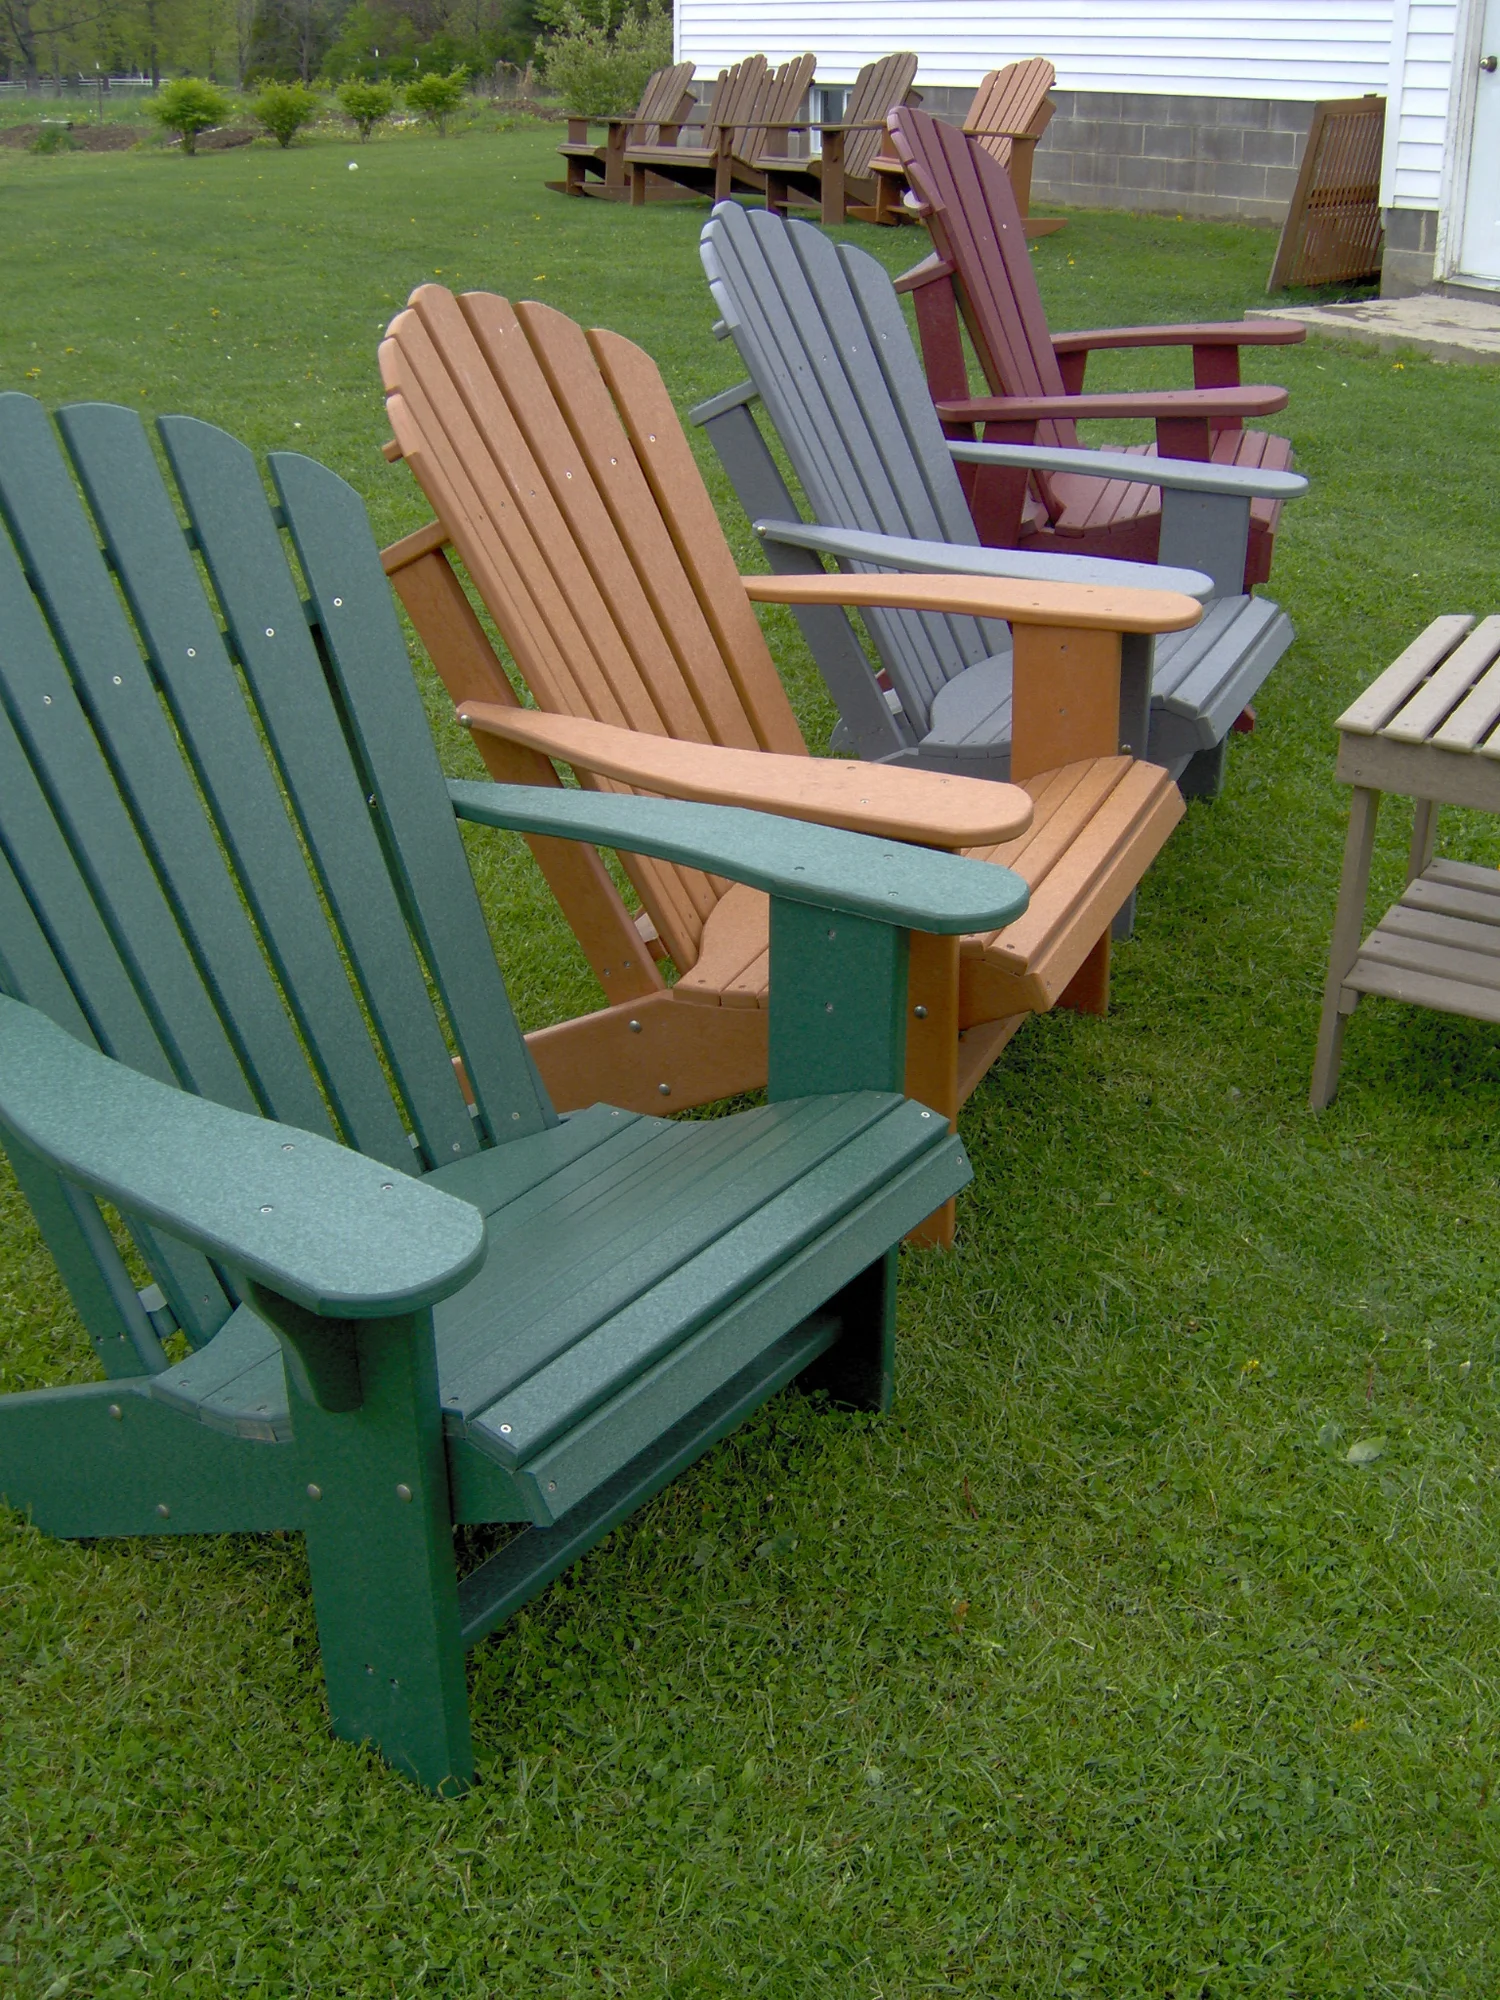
[381,286,807,970]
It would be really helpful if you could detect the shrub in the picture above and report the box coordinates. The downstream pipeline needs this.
[30,125,76,154]
[150,78,232,155]
[338,78,395,139]
[403,68,469,133]
[538,1,672,117]
[253,82,322,148]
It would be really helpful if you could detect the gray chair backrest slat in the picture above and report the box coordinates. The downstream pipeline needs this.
[57,404,414,1170]
[272,450,554,1144]
[159,415,481,1172]
[784,216,1002,669]
[704,211,954,723]
[703,205,1005,733]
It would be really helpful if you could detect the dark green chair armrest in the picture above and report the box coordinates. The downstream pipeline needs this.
[447,783,1028,935]
[0,996,486,1320]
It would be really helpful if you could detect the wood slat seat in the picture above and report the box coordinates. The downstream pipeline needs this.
[1313,616,1500,1105]
[887,106,1306,592]
[548,62,697,200]
[379,283,1197,1244]
[0,392,996,1791]
[696,200,1302,795]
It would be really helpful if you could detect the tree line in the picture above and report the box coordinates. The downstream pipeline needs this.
[0,0,663,90]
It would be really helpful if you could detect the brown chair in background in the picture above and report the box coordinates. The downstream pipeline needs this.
[756,52,920,225]
[548,63,697,200]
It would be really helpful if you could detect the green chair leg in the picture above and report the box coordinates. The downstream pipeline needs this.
[288,1309,474,1795]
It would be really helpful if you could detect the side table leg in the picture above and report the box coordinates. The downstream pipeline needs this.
[1311,786,1381,1110]
[1407,798,1438,886]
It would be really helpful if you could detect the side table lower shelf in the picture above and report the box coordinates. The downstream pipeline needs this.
[1343,859,1500,1026]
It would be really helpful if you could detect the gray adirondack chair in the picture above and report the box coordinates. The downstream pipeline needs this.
[696,202,1308,796]
[0,395,1024,1792]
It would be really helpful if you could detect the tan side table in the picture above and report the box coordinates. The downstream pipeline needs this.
[1312,613,1500,1108]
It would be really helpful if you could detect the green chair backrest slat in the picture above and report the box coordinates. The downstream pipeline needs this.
[0,396,340,1140]
[272,450,553,1144]
[158,414,485,1170]
[0,396,558,1355]
[57,403,414,1170]
[0,786,234,1346]
[0,470,257,1114]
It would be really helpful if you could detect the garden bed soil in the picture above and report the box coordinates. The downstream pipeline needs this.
[0,121,143,149]
[0,121,259,151]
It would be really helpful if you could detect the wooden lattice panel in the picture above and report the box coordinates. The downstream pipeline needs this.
[1268,96,1386,291]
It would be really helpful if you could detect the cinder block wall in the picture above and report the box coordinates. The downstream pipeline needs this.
[915,85,1314,222]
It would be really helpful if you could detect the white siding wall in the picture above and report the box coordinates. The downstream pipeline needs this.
[1383,0,1461,206]
[677,1,1394,97]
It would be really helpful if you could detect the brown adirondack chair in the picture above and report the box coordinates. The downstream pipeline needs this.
[869,58,1061,234]
[888,106,1307,591]
[548,62,696,200]
[757,52,919,226]
[622,54,812,206]
[377,287,1198,1243]
[725,53,818,199]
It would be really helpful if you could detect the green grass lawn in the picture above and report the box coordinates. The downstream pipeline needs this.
[4,122,1500,1997]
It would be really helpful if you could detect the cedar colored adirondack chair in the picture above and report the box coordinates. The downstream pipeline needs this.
[0,393,1012,1793]
[547,61,696,200]
[869,58,1062,234]
[756,51,919,226]
[377,285,1199,1247]
[888,107,1307,591]
[696,202,1307,795]
[622,54,807,206]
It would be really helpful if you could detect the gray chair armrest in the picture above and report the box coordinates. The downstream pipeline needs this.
[755,517,1213,601]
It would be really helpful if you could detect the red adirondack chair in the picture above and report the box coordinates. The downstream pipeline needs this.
[888,106,1307,591]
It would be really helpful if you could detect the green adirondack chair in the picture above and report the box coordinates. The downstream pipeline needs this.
[0,396,1027,1792]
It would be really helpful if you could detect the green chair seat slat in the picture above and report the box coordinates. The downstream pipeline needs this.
[143,1107,644,1438]
[498,1106,959,1520]
[271,450,554,1144]
[56,405,412,1169]
[138,1098,952,1508]
[429,1103,644,1213]
[432,1113,760,1393]
[437,1094,902,1418]
[0,474,256,1116]
[0,398,332,1139]
[473,1095,942,1470]
[157,415,478,1171]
